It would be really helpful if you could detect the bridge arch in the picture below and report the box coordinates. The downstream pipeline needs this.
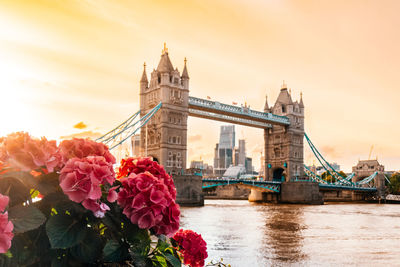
[273,168,285,182]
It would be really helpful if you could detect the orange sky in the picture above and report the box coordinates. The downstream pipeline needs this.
[1,0,399,172]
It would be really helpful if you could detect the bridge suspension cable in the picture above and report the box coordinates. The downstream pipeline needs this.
[304,133,381,188]
[357,172,378,185]
[304,133,353,185]
[96,102,162,150]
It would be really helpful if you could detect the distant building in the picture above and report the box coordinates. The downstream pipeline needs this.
[190,160,204,169]
[213,125,235,175]
[223,164,246,178]
[233,139,246,166]
[189,160,213,175]
[219,125,235,149]
[213,125,254,176]
[245,157,253,174]
[306,162,340,176]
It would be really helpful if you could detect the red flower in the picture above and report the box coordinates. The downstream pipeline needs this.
[117,171,180,236]
[0,194,13,253]
[117,157,176,199]
[58,138,116,167]
[59,156,115,217]
[173,229,208,267]
[0,132,61,172]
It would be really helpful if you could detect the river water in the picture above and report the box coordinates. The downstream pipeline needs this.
[180,200,400,266]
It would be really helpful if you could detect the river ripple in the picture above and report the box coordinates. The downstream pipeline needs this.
[180,200,400,266]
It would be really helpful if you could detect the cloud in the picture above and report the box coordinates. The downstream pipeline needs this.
[188,134,202,142]
[60,130,102,140]
[73,121,87,129]
[320,146,339,159]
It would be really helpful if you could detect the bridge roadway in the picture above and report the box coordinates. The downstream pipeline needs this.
[188,96,290,129]
[202,178,378,193]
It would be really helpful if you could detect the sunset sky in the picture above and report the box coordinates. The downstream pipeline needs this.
[1,0,399,172]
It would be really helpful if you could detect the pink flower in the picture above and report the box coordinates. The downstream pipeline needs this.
[117,157,176,199]
[0,194,13,253]
[107,186,119,203]
[117,172,180,236]
[58,138,115,167]
[0,132,60,172]
[173,229,208,267]
[82,199,110,218]
[0,195,9,213]
[59,156,115,217]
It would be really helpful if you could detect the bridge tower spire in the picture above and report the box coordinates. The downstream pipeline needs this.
[181,57,189,89]
[263,94,270,112]
[139,45,189,175]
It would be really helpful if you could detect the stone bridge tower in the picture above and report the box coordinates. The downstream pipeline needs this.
[264,83,304,181]
[352,160,385,194]
[139,45,189,174]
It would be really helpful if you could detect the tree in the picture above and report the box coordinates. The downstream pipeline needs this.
[388,172,400,194]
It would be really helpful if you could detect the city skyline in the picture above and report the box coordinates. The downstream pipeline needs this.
[1,1,400,172]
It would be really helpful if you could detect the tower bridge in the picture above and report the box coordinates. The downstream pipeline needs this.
[97,45,386,205]
[138,46,305,183]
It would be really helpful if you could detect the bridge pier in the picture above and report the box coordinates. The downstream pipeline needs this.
[174,174,204,206]
[248,190,279,203]
[280,181,323,204]
[249,182,323,204]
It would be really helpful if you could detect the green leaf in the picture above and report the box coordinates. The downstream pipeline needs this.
[46,213,87,249]
[37,192,69,217]
[37,172,61,195]
[156,237,169,252]
[164,253,181,267]
[0,177,31,206]
[152,255,168,267]
[2,171,38,189]
[103,239,129,262]
[8,205,46,233]
[70,229,103,263]
[9,234,37,266]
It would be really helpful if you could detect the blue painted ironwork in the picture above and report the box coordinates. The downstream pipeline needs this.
[202,178,281,192]
[357,172,378,185]
[319,184,376,192]
[97,102,162,150]
[188,96,290,126]
[304,133,381,190]
[305,133,354,185]
[303,165,328,184]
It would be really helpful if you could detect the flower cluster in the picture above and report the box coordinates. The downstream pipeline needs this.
[58,138,116,166]
[117,171,180,236]
[0,194,13,253]
[117,157,176,199]
[173,229,208,267]
[59,156,115,218]
[0,132,60,172]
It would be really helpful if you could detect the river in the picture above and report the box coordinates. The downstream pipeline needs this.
[180,200,400,266]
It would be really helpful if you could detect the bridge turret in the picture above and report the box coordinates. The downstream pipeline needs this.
[140,62,148,93]
[140,45,189,175]
[181,57,189,90]
[265,82,305,182]
[263,94,270,113]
